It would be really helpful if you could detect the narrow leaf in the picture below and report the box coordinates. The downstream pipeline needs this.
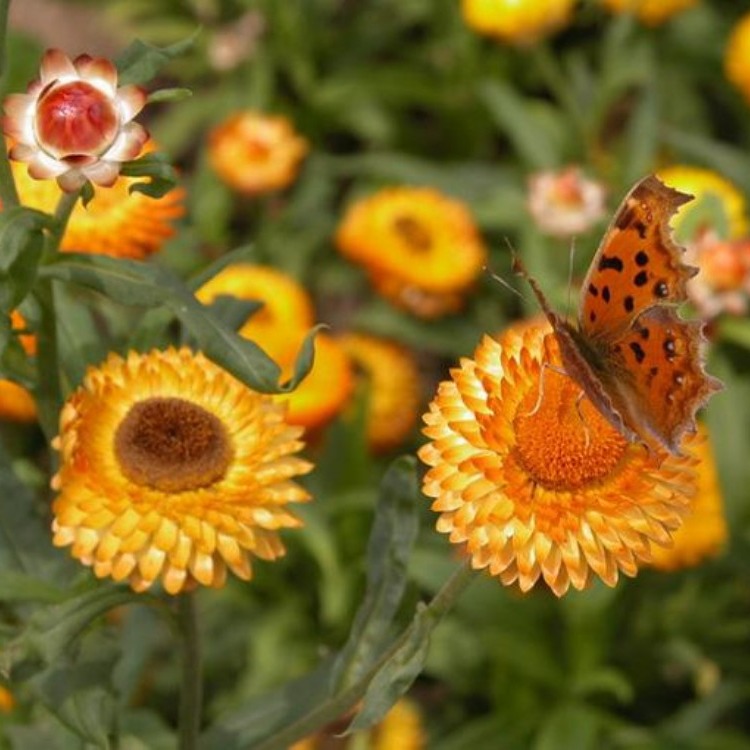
[115,31,201,86]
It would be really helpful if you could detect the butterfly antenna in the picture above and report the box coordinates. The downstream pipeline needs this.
[509,248,557,320]
[565,237,577,319]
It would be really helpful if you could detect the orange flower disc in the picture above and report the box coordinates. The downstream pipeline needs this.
[52,347,313,594]
[418,323,700,596]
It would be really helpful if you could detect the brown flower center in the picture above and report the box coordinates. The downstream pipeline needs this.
[393,215,433,252]
[511,370,628,491]
[35,80,119,159]
[114,397,233,492]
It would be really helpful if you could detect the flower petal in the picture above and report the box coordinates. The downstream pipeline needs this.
[117,84,147,121]
[74,54,117,94]
[39,48,77,84]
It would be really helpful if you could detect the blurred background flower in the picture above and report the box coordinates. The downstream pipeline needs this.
[461,0,574,45]
[725,11,750,106]
[5,140,185,258]
[208,111,309,195]
[336,187,487,318]
[600,0,698,26]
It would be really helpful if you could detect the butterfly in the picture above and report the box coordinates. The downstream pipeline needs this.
[514,174,723,455]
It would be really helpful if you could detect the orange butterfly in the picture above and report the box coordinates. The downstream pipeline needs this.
[515,174,723,455]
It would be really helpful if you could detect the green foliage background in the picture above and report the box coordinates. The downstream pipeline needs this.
[1,1,750,748]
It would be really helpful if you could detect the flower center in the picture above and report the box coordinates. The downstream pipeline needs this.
[511,370,629,491]
[114,397,233,492]
[393,215,433,252]
[35,80,120,159]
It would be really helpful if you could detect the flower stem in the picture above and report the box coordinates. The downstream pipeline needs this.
[35,190,82,441]
[0,0,19,208]
[177,591,203,750]
[254,560,477,750]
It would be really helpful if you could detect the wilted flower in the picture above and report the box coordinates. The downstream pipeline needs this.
[339,332,421,453]
[336,187,487,318]
[419,322,700,596]
[658,166,749,241]
[3,49,148,192]
[461,0,574,45]
[725,12,750,107]
[650,426,727,571]
[6,141,185,259]
[52,348,313,594]
[197,264,354,430]
[208,111,309,195]
[527,167,607,237]
[600,0,698,26]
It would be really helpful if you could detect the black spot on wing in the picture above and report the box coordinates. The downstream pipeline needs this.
[624,296,634,313]
[635,250,649,266]
[598,254,624,272]
[602,286,611,303]
[634,270,648,287]
[629,341,646,364]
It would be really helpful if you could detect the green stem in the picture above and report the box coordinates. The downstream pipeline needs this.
[254,560,477,750]
[35,190,81,442]
[0,0,18,208]
[178,592,203,750]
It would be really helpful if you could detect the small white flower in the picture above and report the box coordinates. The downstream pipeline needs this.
[2,48,148,192]
[527,167,606,238]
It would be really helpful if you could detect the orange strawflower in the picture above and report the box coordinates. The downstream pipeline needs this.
[461,0,574,44]
[0,686,14,713]
[208,111,309,195]
[419,322,700,596]
[600,0,698,26]
[726,12,750,106]
[336,187,487,318]
[650,426,727,571]
[5,140,185,259]
[656,166,749,241]
[0,310,37,422]
[3,48,147,191]
[339,332,421,452]
[51,347,313,594]
[197,264,353,429]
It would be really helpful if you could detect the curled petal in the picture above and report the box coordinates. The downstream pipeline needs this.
[74,54,118,94]
[40,48,77,84]
[117,85,148,121]
[82,160,121,187]
[2,93,35,142]
[104,122,149,162]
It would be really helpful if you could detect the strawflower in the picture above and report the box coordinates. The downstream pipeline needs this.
[51,347,313,594]
[419,322,700,596]
[290,698,425,750]
[527,167,606,237]
[339,332,421,452]
[0,310,37,422]
[461,0,574,45]
[208,111,309,195]
[657,166,749,240]
[683,230,750,317]
[3,48,148,191]
[725,12,750,107]
[6,141,185,259]
[600,0,698,26]
[197,264,353,429]
[649,426,728,571]
[336,187,487,318]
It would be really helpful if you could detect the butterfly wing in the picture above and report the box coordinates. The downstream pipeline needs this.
[603,306,723,453]
[578,175,696,340]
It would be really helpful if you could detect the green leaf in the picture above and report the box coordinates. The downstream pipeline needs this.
[39,254,315,393]
[146,87,193,104]
[534,703,602,750]
[478,80,561,170]
[30,632,119,748]
[119,152,180,199]
[0,206,49,311]
[332,456,420,690]
[115,31,201,86]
